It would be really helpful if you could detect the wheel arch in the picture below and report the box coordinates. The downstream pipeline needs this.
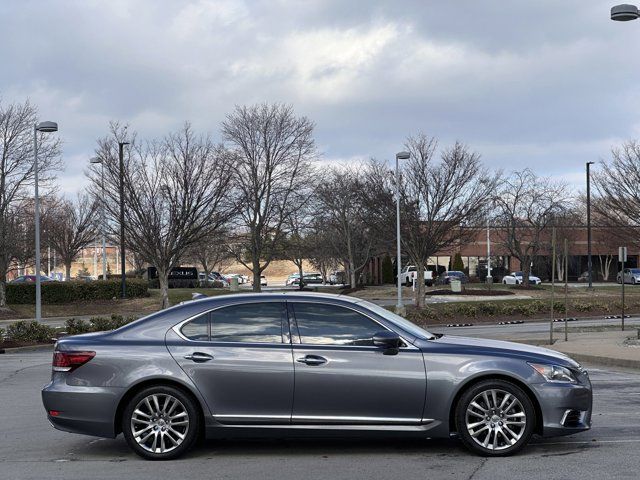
[447,373,543,436]
[114,377,207,436]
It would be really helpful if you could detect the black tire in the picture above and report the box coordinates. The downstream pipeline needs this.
[122,385,200,460]
[405,279,411,287]
[454,379,536,456]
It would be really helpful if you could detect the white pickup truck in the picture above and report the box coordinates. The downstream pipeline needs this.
[399,265,433,287]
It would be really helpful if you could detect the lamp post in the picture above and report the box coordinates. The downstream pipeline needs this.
[118,142,129,298]
[33,121,58,322]
[395,151,410,315]
[90,157,108,281]
[586,161,595,289]
[611,4,640,21]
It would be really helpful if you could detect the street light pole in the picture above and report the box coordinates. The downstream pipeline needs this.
[587,161,594,289]
[90,157,108,280]
[395,151,410,315]
[118,142,129,299]
[33,121,58,322]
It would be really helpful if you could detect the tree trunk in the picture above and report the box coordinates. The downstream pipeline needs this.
[298,262,304,290]
[416,263,426,308]
[522,258,531,287]
[0,280,6,307]
[252,261,261,292]
[65,262,72,281]
[159,271,171,309]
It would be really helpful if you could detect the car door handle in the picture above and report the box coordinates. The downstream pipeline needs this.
[296,355,327,366]
[184,352,214,363]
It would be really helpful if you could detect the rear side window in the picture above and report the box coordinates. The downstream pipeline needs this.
[181,313,210,341]
[292,303,383,346]
[210,302,284,343]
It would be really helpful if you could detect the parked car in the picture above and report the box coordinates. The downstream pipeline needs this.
[399,265,434,287]
[502,272,541,286]
[617,268,640,284]
[10,274,54,283]
[198,272,229,287]
[286,273,302,286]
[291,272,324,286]
[224,273,246,285]
[42,292,592,460]
[436,270,468,285]
[251,275,267,287]
[329,270,346,285]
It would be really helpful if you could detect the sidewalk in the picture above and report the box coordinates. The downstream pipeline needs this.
[547,330,640,369]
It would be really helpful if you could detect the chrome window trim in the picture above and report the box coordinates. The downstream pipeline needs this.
[213,414,433,425]
[287,299,418,350]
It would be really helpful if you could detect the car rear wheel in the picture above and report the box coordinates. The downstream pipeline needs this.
[122,385,200,460]
[455,379,535,456]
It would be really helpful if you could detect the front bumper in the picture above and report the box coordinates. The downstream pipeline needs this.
[531,378,593,437]
[42,375,124,438]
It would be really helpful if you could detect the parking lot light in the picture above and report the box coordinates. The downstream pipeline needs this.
[611,4,640,21]
[34,121,58,322]
[395,151,410,315]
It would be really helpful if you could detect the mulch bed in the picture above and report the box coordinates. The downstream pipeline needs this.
[426,289,515,296]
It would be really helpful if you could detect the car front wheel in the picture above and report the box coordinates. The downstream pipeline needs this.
[122,385,200,460]
[455,379,535,456]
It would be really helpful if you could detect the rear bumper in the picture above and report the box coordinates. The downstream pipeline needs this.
[532,380,593,437]
[42,377,124,438]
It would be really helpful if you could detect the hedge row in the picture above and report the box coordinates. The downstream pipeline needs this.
[65,314,137,335]
[406,299,639,323]
[3,321,57,343]
[6,279,149,304]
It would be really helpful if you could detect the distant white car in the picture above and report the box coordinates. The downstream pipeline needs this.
[502,272,541,285]
[398,265,433,287]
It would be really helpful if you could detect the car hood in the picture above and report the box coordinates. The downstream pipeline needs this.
[423,334,579,367]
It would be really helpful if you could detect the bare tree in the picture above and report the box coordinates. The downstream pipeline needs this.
[592,142,640,263]
[88,123,235,308]
[316,161,394,287]
[493,169,570,286]
[222,103,316,291]
[186,236,232,284]
[47,194,98,280]
[0,100,61,306]
[400,134,495,307]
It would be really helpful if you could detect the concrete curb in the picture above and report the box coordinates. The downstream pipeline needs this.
[0,343,54,354]
[556,352,640,370]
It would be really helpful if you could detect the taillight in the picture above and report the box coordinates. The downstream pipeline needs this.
[52,351,95,372]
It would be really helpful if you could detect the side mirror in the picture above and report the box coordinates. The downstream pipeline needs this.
[373,331,401,355]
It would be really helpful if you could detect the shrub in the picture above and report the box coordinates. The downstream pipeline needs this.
[450,252,465,272]
[65,318,92,335]
[6,279,149,304]
[0,327,4,340]
[89,314,135,332]
[5,321,56,343]
[406,307,439,324]
[381,256,394,284]
[64,314,137,335]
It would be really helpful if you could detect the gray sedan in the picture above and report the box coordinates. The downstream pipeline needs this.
[42,293,592,460]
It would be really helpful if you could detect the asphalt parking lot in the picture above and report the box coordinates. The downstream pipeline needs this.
[1,351,639,480]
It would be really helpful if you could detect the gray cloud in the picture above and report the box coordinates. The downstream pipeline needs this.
[1,0,638,193]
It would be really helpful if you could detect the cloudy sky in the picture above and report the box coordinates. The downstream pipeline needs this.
[2,0,639,194]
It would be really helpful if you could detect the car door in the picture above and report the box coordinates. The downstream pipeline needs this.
[288,301,427,425]
[166,301,294,424]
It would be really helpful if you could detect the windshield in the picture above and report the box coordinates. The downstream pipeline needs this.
[631,269,640,274]
[357,300,434,340]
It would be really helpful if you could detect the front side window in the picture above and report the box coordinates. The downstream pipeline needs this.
[292,303,383,346]
[210,302,284,343]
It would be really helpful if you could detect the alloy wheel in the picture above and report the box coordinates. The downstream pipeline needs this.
[130,393,190,454]
[464,388,527,451]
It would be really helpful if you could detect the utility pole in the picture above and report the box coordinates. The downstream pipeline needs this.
[587,161,594,289]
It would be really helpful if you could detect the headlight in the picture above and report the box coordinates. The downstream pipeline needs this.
[528,363,577,383]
